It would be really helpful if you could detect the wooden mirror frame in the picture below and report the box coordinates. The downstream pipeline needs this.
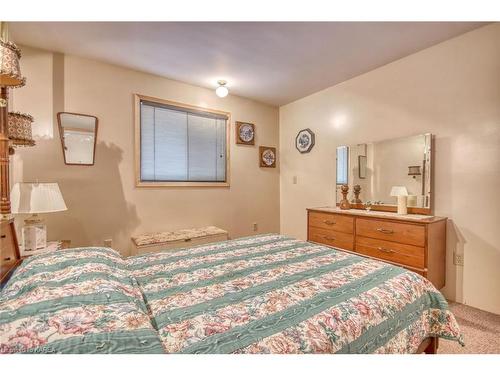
[57,112,98,166]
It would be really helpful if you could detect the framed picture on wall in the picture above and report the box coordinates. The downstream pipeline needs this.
[235,121,255,145]
[358,155,367,179]
[295,128,315,153]
[259,146,276,168]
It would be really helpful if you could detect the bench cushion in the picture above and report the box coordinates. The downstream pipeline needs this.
[132,226,228,247]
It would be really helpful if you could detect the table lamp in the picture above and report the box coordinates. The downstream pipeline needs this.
[390,186,409,215]
[10,182,67,251]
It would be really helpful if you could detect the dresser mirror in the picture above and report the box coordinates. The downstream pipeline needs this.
[336,133,432,214]
[57,112,98,165]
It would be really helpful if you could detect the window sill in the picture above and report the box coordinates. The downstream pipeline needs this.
[136,181,230,188]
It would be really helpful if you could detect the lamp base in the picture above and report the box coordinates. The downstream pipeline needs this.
[22,214,47,251]
[397,196,408,215]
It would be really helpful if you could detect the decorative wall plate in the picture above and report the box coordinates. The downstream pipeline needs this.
[259,146,276,168]
[295,128,315,153]
[236,121,255,145]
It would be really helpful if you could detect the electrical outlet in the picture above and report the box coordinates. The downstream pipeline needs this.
[453,253,464,266]
[252,223,258,232]
[103,239,113,248]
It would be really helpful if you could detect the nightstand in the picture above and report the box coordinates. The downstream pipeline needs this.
[1,240,71,288]
[20,240,72,259]
[0,219,21,288]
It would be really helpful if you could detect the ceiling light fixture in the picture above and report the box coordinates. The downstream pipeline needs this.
[215,80,229,98]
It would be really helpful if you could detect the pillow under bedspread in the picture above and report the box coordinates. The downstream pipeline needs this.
[0,247,164,354]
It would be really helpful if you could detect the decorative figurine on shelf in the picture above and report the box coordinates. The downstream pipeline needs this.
[364,201,373,211]
[353,184,362,204]
[339,184,351,210]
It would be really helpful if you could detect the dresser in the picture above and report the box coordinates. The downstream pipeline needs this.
[307,207,447,289]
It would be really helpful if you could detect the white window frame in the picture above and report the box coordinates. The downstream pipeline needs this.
[134,94,231,187]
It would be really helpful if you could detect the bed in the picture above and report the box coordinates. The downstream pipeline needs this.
[0,234,463,354]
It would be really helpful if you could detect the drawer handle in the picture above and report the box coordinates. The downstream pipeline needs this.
[322,235,336,241]
[377,247,395,254]
[323,220,336,225]
[3,257,11,261]
[0,234,6,239]
[376,228,394,234]
[184,238,192,242]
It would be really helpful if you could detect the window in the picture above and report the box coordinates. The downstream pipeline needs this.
[336,145,349,185]
[135,95,230,186]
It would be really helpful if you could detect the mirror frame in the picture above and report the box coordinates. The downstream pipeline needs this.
[336,134,434,215]
[57,112,98,166]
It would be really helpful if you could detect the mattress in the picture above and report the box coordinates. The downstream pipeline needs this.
[0,234,463,354]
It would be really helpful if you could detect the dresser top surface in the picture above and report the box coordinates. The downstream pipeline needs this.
[307,206,447,224]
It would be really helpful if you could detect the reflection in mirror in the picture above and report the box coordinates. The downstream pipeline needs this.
[336,146,349,185]
[336,133,432,212]
[57,112,98,165]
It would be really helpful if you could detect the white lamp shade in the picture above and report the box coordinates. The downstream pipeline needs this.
[390,186,408,197]
[11,183,67,214]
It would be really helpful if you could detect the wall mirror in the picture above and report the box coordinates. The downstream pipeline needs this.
[336,133,433,214]
[57,112,98,165]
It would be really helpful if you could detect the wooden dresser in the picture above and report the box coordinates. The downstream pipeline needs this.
[307,207,447,289]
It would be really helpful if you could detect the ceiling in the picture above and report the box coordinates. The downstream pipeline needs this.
[10,22,486,106]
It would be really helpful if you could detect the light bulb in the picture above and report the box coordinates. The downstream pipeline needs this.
[215,80,229,98]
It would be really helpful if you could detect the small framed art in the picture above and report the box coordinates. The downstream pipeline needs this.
[295,128,315,153]
[235,121,255,145]
[259,146,276,168]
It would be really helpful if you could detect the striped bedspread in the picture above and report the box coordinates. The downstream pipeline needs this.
[1,234,463,354]
[127,234,463,354]
[0,248,164,354]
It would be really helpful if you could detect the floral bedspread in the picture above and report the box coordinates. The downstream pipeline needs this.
[0,248,164,354]
[127,234,463,354]
[1,234,463,354]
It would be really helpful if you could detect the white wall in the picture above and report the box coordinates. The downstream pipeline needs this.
[11,46,280,256]
[280,24,500,314]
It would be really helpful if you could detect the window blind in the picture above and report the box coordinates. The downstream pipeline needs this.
[140,101,227,182]
[336,145,349,185]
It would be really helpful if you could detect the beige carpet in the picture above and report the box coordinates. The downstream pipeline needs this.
[438,302,500,354]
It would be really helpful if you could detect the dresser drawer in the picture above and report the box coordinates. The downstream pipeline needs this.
[308,227,354,251]
[1,220,20,286]
[355,236,425,269]
[0,223,18,263]
[355,218,425,247]
[308,212,354,234]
